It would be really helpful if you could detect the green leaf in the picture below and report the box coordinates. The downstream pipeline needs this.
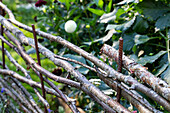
[132,45,137,53]
[116,8,126,19]
[65,0,71,11]
[155,63,169,76]
[69,7,79,17]
[106,0,112,13]
[123,33,135,51]
[132,16,149,33]
[137,51,167,65]
[63,54,86,66]
[26,48,36,54]
[88,8,105,16]
[137,0,170,21]
[59,0,75,11]
[134,34,158,45]
[63,54,89,74]
[78,67,89,74]
[94,0,104,9]
[134,34,149,45]
[159,53,168,67]
[155,13,170,30]
[98,7,118,23]
[106,16,136,32]
[161,65,170,84]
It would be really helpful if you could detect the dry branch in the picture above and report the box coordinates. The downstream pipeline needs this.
[0,15,130,112]
[1,6,169,112]
[0,44,48,112]
[100,44,170,101]
[0,33,116,113]
[0,77,36,113]
[1,3,168,110]
[31,66,80,113]
[0,1,169,112]
[95,67,162,113]
[0,91,22,113]
[55,55,160,112]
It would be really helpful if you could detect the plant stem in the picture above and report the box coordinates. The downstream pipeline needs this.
[166,28,170,64]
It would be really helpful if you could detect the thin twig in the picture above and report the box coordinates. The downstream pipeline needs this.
[54,55,96,72]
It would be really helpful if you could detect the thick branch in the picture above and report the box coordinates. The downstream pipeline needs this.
[57,55,159,112]
[100,44,170,101]
[0,36,115,113]
[95,67,162,113]
[0,44,48,112]
[1,9,169,112]
[0,17,129,112]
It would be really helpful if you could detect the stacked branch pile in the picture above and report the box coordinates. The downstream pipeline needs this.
[0,2,169,113]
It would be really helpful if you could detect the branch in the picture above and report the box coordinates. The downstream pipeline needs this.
[57,55,160,112]
[100,44,170,101]
[0,44,48,112]
[1,10,169,111]
[31,66,80,113]
[54,55,96,72]
[0,77,36,113]
[95,67,162,113]
[0,36,116,113]
[0,92,23,113]
[0,17,129,112]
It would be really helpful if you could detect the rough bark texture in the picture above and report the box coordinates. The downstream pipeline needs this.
[101,44,170,101]
[0,1,169,113]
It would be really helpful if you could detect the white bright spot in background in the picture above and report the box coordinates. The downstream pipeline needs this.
[64,20,77,33]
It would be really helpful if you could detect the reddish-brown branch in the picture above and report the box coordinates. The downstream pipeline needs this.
[116,37,123,102]
[32,24,47,113]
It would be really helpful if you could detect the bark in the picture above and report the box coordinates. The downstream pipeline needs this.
[55,55,160,112]
[0,7,169,112]
[0,16,129,112]
[0,77,36,113]
[0,1,169,112]
[101,44,170,101]
[0,36,116,113]
[0,92,21,113]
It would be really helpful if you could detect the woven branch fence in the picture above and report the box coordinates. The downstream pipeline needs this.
[0,2,170,113]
